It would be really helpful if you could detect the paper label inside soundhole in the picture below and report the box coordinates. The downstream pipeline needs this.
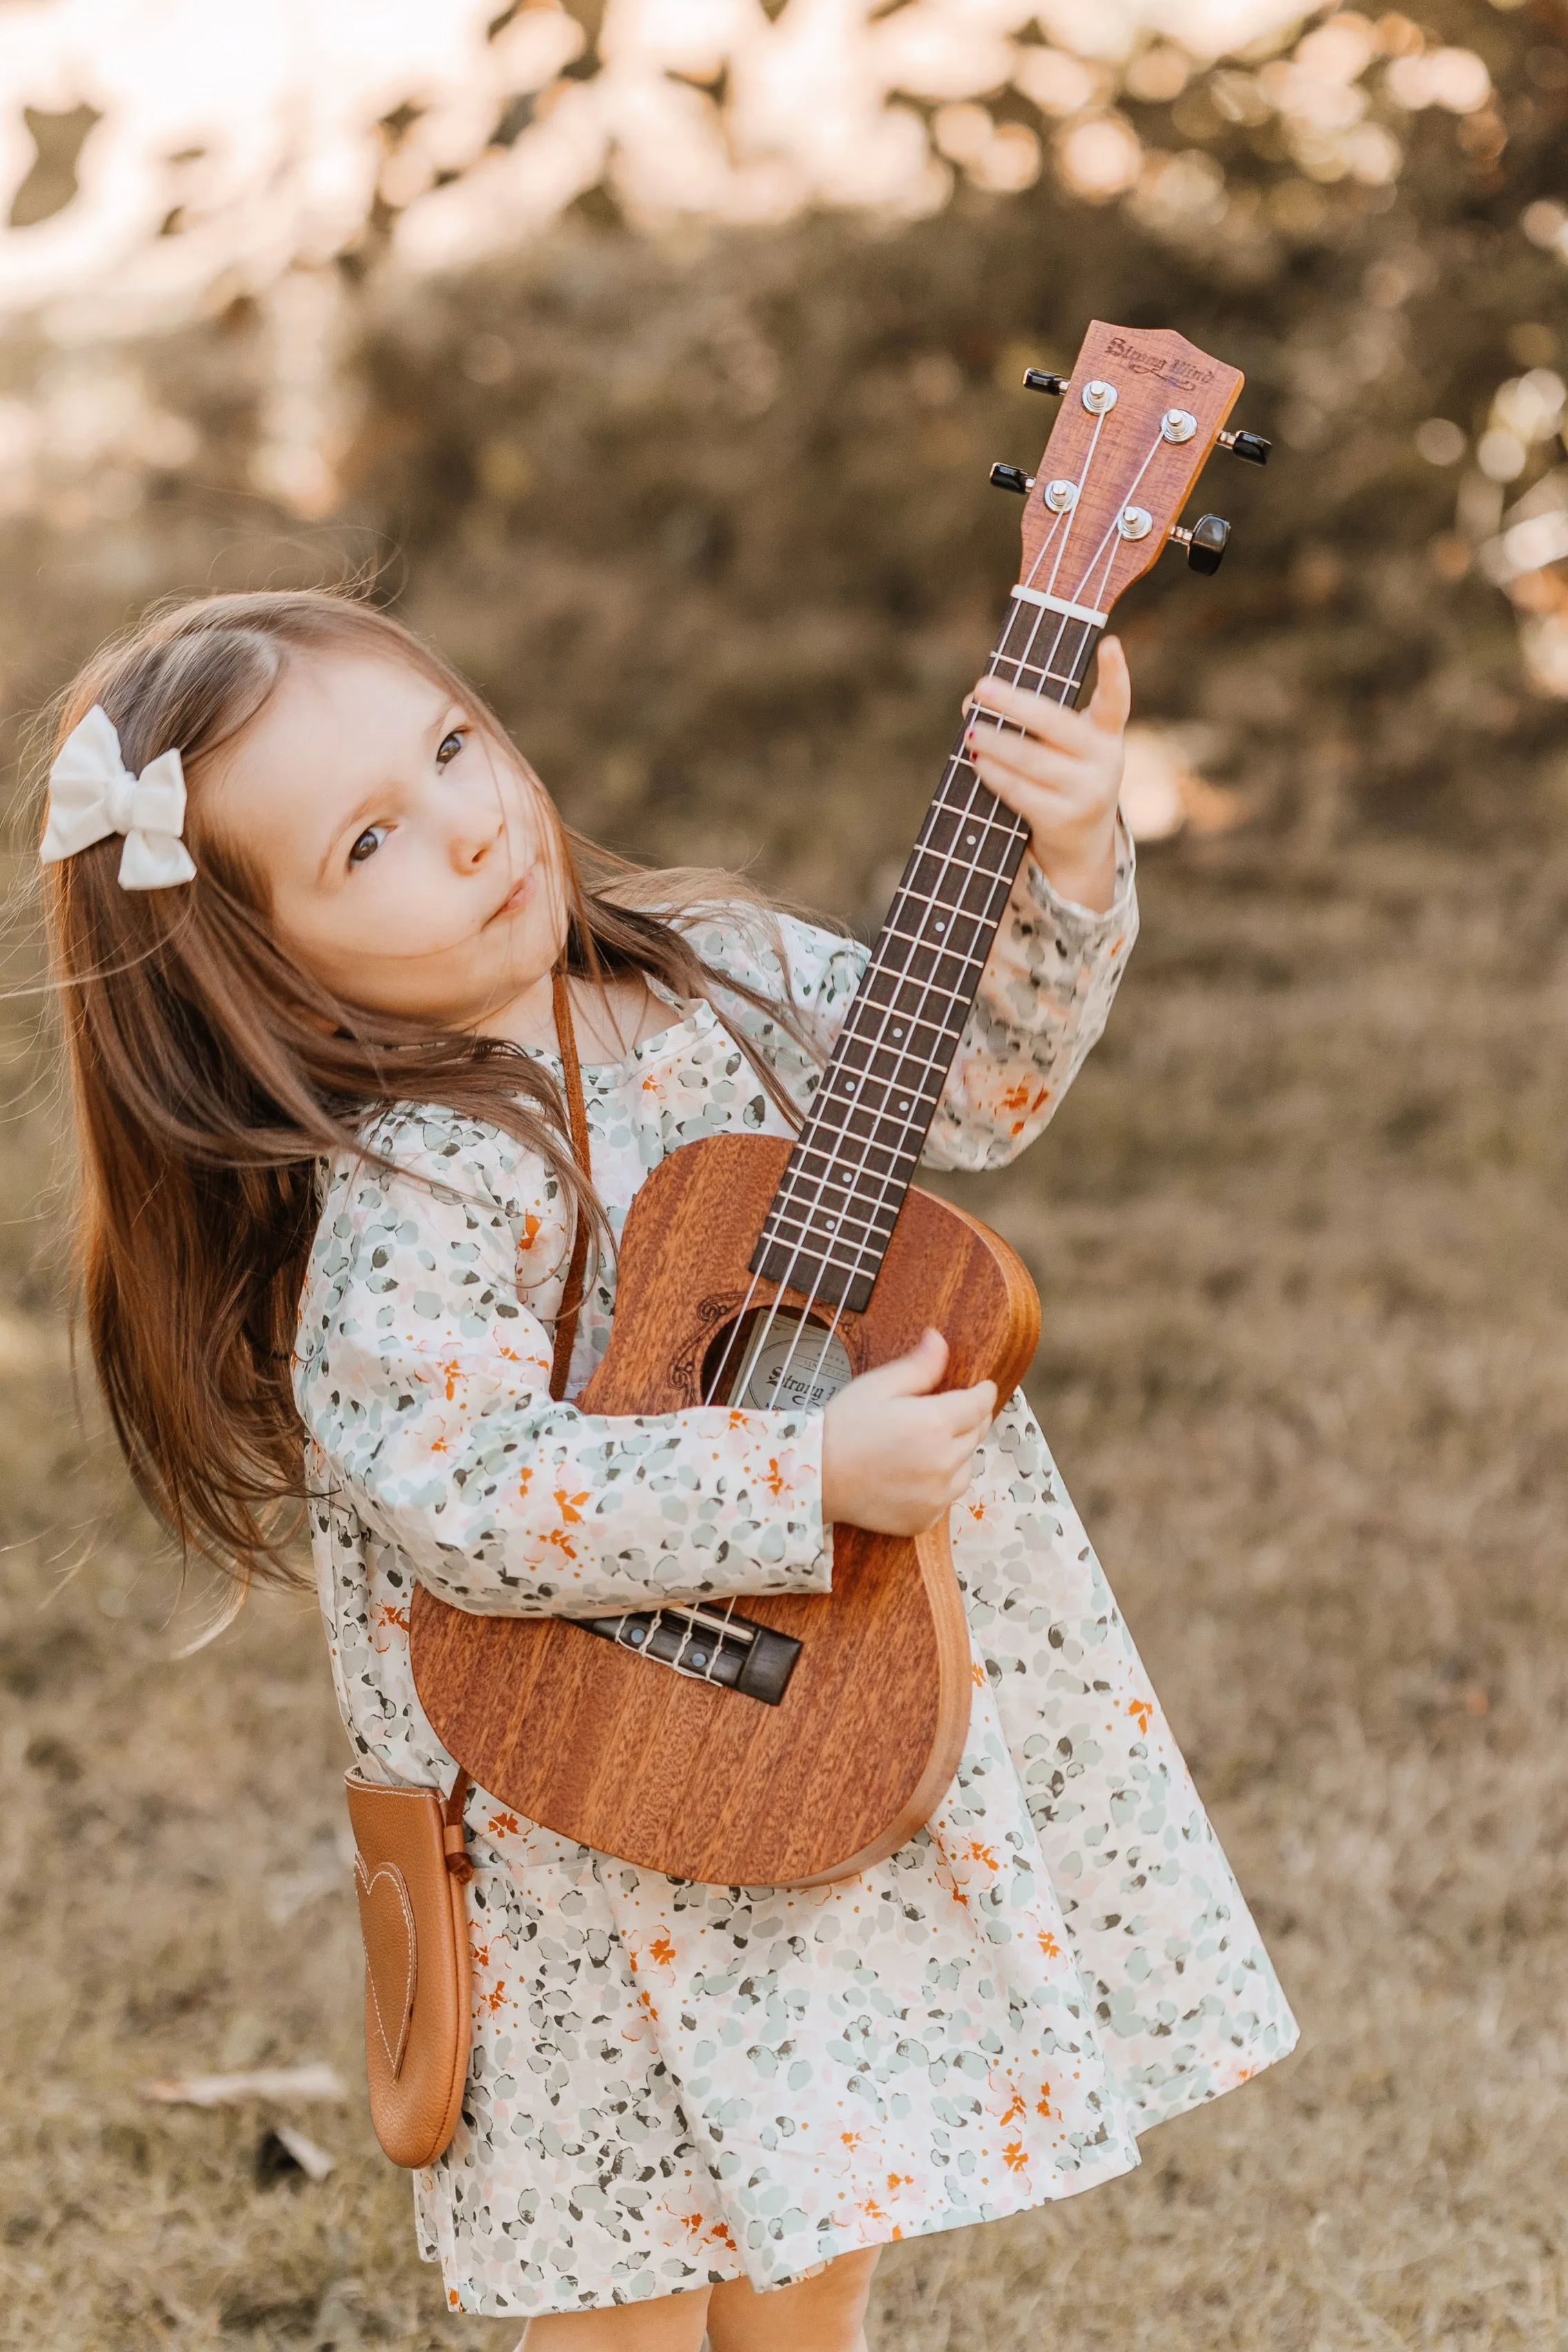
[733,1316,854,1413]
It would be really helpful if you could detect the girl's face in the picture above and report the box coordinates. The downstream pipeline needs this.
[204,650,565,1031]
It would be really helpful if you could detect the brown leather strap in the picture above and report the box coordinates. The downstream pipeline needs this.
[549,966,593,1404]
[442,1765,474,1882]
[440,976,590,1883]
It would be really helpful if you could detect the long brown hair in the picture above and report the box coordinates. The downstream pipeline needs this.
[38,589,814,1593]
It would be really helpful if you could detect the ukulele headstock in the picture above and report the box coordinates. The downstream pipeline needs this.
[992,320,1255,619]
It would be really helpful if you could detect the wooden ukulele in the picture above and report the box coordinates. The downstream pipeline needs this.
[411,320,1263,1888]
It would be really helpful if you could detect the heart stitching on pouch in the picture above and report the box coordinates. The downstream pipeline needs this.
[353,1855,418,2079]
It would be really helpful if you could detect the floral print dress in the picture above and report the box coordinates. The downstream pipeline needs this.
[295,848,1297,2321]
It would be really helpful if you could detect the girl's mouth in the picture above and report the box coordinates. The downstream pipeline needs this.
[489,867,534,924]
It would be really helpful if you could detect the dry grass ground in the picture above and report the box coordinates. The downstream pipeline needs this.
[3,821,1567,2351]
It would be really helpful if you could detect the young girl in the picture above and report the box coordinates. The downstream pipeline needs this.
[41,589,1294,2348]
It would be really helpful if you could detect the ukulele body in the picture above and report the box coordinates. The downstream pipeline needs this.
[409,1130,1039,1888]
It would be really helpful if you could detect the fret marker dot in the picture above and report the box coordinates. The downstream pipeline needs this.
[900,1099,910,1110]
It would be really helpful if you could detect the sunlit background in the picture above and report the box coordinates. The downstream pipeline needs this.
[6,7,1568,2349]
[1,0,1564,734]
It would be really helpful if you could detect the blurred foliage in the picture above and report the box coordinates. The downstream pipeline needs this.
[5,15,1568,2339]
[2,1,1567,919]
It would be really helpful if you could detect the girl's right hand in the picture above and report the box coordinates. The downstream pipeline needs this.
[821,1329,996,1536]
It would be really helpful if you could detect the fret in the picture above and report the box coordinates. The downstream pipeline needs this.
[813,1094,946,1142]
[827,1052,958,1108]
[771,1166,912,1223]
[901,836,1019,890]
[875,923,988,970]
[829,1040,957,1088]
[876,910,994,962]
[749,594,1095,1306]
[789,1089,944,1143]
[922,794,1027,840]
[765,1106,940,1208]
[856,966,972,1012]
[999,598,1100,645]
[881,872,1013,943]
[769,1151,914,1212]
[781,1073,945,1146]
[888,874,1009,924]
[777,1098,932,1162]
[913,823,1025,885]
[770,1122,926,1190]
[792,1093,929,1145]
[900,845,1019,903]
[991,658,1086,694]
[918,810,1029,868]
[834,1035,964,1088]
[763,1196,898,1248]
[753,1234,882,1288]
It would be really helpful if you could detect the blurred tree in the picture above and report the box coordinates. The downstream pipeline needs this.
[320,2,1568,903]
[2,1,1565,909]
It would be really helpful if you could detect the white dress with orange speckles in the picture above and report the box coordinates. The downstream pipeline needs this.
[295,846,1296,2322]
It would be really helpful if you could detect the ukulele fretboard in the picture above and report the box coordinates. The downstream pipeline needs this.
[751,594,1103,1314]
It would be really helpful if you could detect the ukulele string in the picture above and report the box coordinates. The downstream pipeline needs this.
[741,635,1047,1404]
[672,481,1116,1693]
[773,638,1075,1408]
[616,579,1087,1697]
[751,410,1111,1281]
[774,418,1150,1404]
[707,407,1157,1470]
[769,430,1124,1389]
[609,405,1162,1702]
[760,628,1066,1411]
[758,406,1123,1286]
[749,405,1113,1311]
[756,431,1124,1409]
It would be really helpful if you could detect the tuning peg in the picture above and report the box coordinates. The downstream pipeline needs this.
[989,462,1035,496]
[1168,513,1231,574]
[1021,369,1068,397]
[1217,428,1271,466]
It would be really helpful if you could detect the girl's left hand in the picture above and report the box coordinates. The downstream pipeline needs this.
[964,634,1130,914]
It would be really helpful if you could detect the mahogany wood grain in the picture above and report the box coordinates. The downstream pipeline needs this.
[411,1133,1039,1886]
[408,318,1248,1888]
[1016,320,1243,609]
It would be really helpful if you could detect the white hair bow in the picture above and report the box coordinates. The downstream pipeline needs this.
[41,704,197,891]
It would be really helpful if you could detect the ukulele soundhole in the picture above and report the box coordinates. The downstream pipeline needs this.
[709,1306,856,1414]
[578,1604,802,1705]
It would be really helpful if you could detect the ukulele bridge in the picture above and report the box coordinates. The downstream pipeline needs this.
[578,1603,802,1705]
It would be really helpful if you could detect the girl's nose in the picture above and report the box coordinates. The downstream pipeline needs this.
[450,810,504,872]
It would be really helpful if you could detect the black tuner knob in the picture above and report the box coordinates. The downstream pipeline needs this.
[1218,428,1271,466]
[1022,369,1068,397]
[989,462,1033,496]
[1186,513,1231,574]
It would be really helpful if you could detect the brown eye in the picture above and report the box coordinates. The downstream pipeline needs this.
[349,824,388,866]
[436,729,465,768]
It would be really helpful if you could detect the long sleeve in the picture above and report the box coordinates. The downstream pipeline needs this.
[685,831,1137,1177]
[924,828,1138,1171]
[295,1110,830,1618]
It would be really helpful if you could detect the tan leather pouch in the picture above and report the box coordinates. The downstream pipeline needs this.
[345,967,589,2171]
[345,1767,473,2168]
